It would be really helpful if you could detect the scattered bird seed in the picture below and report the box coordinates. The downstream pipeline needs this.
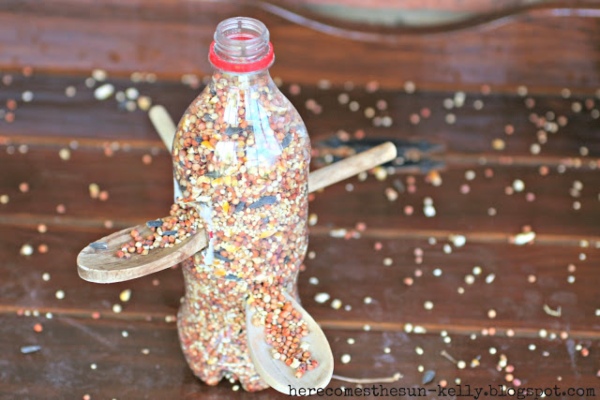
[20,244,34,256]
[422,370,436,385]
[92,69,107,81]
[21,91,34,102]
[119,289,132,302]
[314,293,330,304]
[450,235,466,247]
[65,86,77,97]
[94,83,115,101]
[20,345,42,354]
[330,299,342,309]
[58,148,71,161]
[340,354,351,364]
[512,179,525,192]
[512,231,536,245]
[89,242,108,250]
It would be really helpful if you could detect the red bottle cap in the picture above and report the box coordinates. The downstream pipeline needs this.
[209,41,274,73]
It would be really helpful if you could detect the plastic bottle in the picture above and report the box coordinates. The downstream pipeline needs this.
[172,16,310,391]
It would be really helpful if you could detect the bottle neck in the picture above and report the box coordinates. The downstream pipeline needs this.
[210,67,274,90]
[209,17,274,74]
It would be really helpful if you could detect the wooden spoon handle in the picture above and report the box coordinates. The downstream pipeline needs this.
[308,142,396,193]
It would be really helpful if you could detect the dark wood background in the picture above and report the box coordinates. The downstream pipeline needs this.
[0,1,599,399]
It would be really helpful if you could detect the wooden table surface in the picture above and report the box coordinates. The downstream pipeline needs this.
[1,1,599,399]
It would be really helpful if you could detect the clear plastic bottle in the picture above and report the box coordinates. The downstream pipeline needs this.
[173,17,311,391]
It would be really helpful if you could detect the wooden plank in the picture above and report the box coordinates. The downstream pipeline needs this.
[1,73,599,159]
[1,146,598,237]
[309,164,600,238]
[1,314,598,398]
[1,224,598,336]
[0,1,599,92]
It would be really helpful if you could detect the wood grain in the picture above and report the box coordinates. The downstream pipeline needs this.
[1,1,599,397]
[0,1,600,92]
[1,74,598,159]
[2,225,598,336]
[1,146,597,237]
[1,315,597,398]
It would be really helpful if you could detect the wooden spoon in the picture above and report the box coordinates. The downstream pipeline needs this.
[245,290,334,395]
[77,225,208,284]
[77,141,397,283]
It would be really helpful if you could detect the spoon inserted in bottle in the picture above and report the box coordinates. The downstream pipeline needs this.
[77,141,397,283]
[245,289,334,395]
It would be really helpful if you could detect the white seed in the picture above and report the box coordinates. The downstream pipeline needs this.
[424,205,436,218]
[513,231,536,245]
[59,148,71,161]
[65,86,77,97]
[55,290,65,299]
[119,289,132,302]
[91,69,108,81]
[314,293,330,304]
[94,83,115,101]
[450,235,466,247]
[21,91,34,102]
[413,326,427,334]
[512,179,525,192]
[20,244,34,256]
[424,301,434,310]
[340,354,351,364]
[330,299,342,309]
[404,81,416,93]
[125,87,139,100]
